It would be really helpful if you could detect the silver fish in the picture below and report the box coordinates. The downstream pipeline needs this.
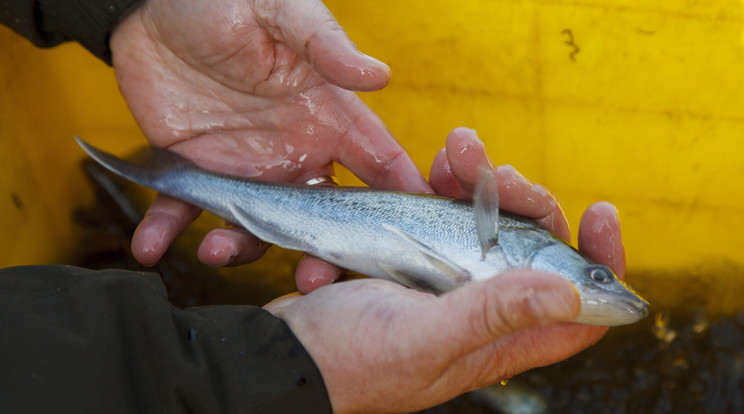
[76,137,649,326]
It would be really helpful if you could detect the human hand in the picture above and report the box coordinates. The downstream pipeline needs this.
[428,127,625,277]
[108,0,431,284]
[264,127,625,413]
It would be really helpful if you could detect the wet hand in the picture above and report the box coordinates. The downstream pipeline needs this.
[265,266,581,413]
[429,127,625,276]
[428,125,624,378]
[108,0,431,281]
[265,127,626,412]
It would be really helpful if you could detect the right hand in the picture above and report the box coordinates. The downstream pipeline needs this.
[265,127,626,413]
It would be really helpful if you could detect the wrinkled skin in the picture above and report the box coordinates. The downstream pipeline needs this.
[265,128,626,413]
[110,0,431,287]
[110,1,627,412]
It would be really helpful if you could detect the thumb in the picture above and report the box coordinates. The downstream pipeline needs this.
[261,0,391,91]
[426,271,580,356]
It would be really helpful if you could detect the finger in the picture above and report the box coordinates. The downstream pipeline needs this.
[444,128,570,241]
[429,148,462,198]
[444,127,494,198]
[263,292,303,314]
[197,226,270,267]
[131,194,201,266]
[295,255,344,294]
[423,271,580,360]
[263,0,390,91]
[578,201,626,279]
[335,96,432,193]
[468,322,607,385]
[494,165,570,242]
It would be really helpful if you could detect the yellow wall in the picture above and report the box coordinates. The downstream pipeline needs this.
[0,28,141,265]
[1,1,743,305]
[325,0,744,283]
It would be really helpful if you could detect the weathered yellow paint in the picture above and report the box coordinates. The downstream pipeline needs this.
[1,1,743,306]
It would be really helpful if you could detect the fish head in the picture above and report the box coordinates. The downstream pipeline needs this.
[529,242,650,326]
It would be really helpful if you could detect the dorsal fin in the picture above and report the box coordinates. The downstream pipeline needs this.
[473,167,500,259]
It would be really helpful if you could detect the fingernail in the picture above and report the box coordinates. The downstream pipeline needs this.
[359,52,390,73]
[609,202,621,223]
[204,234,239,266]
[494,164,517,175]
[494,165,524,190]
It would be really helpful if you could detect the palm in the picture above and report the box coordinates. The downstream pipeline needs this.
[112,5,386,184]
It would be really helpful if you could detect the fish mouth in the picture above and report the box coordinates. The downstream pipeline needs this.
[615,295,651,323]
[628,296,651,318]
[575,292,650,327]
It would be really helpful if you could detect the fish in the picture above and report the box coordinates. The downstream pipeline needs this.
[75,137,650,326]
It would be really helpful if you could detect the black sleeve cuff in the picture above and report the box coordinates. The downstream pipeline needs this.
[0,265,333,414]
[182,304,334,413]
[36,0,142,64]
[1,0,56,47]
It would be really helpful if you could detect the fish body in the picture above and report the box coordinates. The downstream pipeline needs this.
[76,138,649,326]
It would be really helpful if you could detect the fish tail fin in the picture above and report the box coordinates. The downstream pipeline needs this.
[75,137,196,192]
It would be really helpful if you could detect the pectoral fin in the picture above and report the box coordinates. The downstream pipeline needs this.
[227,202,312,252]
[381,223,471,288]
[473,167,500,259]
[379,263,451,295]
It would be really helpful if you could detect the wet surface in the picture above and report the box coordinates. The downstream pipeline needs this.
[75,161,744,414]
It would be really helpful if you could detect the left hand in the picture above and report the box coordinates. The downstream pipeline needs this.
[108,0,432,287]
[264,127,626,413]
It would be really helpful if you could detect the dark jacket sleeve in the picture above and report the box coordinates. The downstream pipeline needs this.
[0,0,140,64]
[0,265,332,414]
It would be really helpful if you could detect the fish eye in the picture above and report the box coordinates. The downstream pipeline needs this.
[588,266,613,284]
